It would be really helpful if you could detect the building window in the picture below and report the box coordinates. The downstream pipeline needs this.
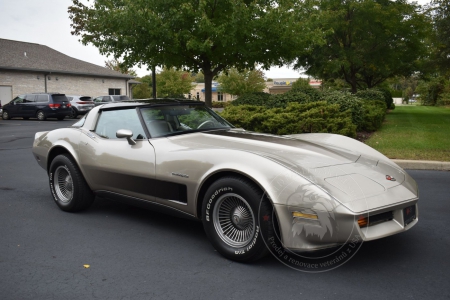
[196,92,200,101]
[217,92,223,101]
[109,88,121,95]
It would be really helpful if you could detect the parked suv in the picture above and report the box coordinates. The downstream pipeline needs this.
[93,95,130,106]
[66,95,95,119]
[1,93,71,121]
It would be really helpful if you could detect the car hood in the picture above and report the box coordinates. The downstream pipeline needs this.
[167,129,416,210]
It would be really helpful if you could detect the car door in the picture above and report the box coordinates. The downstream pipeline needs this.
[7,95,25,117]
[22,94,36,117]
[77,108,157,201]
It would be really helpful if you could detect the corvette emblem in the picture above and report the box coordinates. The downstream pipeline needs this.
[386,175,396,181]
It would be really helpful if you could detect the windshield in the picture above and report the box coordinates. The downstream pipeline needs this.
[140,105,232,138]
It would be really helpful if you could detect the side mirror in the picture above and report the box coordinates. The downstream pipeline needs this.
[116,129,136,145]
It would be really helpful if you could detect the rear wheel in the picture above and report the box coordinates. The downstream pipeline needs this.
[2,110,10,120]
[36,110,46,121]
[202,176,275,262]
[49,154,94,212]
[68,108,77,119]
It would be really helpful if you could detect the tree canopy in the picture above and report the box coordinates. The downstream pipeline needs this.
[294,0,430,93]
[69,0,310,107]
[216,68,266,96]
[156,67,193,98]
[104,58,137,76]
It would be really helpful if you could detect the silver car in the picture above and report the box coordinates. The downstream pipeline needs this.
[66,95,95,119]
[32,100,418,263]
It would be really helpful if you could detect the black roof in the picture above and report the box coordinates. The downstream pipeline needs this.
[0,39,134,79]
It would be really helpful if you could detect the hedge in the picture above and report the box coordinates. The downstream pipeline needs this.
[221,102,357,137]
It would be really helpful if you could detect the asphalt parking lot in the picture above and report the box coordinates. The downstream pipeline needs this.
[1,118,450,299]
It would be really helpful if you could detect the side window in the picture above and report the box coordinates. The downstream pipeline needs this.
[94,97,102,103]
[94,109,146,140]
[12,95,25,104]
[24,94,36,103]
[102,96,111,102]
[36,95,49,103]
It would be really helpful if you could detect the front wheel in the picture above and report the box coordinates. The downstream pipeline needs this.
[202,176,274,262]
[49,154,94,212]
[2,110,10,120]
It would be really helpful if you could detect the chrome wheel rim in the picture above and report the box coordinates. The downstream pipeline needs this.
[213,193,255,247]
[3,111,8,119]
[54,166,73,203]
[37,112,44,120]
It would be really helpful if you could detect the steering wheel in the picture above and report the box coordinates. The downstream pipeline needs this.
[197,120,215,129]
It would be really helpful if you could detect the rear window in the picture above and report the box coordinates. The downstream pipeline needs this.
[67,97,74,101]
[51,95,69,103]
[112,95,130,101]
[79,96,93,101]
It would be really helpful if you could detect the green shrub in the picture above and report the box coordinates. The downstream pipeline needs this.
[361,100,386,131]
[355,89,385,102]
[289,82,322,101]
[436,93,450,106]
[390,103,396,110]
[232,92,271,106]
[212,101,230,108]
[375,88,394,109]
[320,91,365,130]
[221,102,356,137]
[268,91,313,108]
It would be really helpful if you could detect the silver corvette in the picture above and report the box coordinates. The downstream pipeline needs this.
[32,99,418,263]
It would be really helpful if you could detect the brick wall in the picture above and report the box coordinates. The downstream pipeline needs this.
[0,70,128,99]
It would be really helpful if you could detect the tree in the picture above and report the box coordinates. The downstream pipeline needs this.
[194,72,205,83]
[132,75,153,99]
[156,67,193,98]
[428,0,450,76]
[294,0,430,93]
[69,0,311,107]
[104,58,137,76]
[216,68,266,96]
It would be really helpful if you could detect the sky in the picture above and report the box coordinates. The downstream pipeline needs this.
[0,0,429,79]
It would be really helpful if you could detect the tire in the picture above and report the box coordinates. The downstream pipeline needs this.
[2,110,10,120]
[68,108,77,119]
[49,154,94,212]
[202,176,275,262]
[36,110,46,121]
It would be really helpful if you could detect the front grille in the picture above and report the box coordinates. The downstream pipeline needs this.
[359,210,394,228]
[368,211,394,227]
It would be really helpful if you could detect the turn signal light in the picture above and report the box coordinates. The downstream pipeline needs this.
[292,211,318,220]
[358,216,368,227]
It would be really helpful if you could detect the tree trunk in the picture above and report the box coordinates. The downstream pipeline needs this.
[203,70,213,108]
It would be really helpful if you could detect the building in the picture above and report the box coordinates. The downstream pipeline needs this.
[187,78,321,102]
[0,39,136,102]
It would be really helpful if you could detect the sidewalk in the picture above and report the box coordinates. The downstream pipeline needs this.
[392,159,450,171]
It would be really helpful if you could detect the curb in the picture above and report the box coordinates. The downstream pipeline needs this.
[392,159,450,171]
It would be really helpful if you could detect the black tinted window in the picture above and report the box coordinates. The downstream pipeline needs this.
[52,95,69,103]
[36,95,49,103]
[24,95,36,103]
[112,95,130,101]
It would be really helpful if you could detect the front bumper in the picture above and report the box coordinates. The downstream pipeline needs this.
[274,199,418,252]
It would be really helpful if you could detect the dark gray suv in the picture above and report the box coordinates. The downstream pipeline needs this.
[1,93,71,121]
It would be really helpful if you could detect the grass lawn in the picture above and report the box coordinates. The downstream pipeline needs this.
[365,105,450,161]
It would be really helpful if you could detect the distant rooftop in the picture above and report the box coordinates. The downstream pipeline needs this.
[0,39,133,79]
